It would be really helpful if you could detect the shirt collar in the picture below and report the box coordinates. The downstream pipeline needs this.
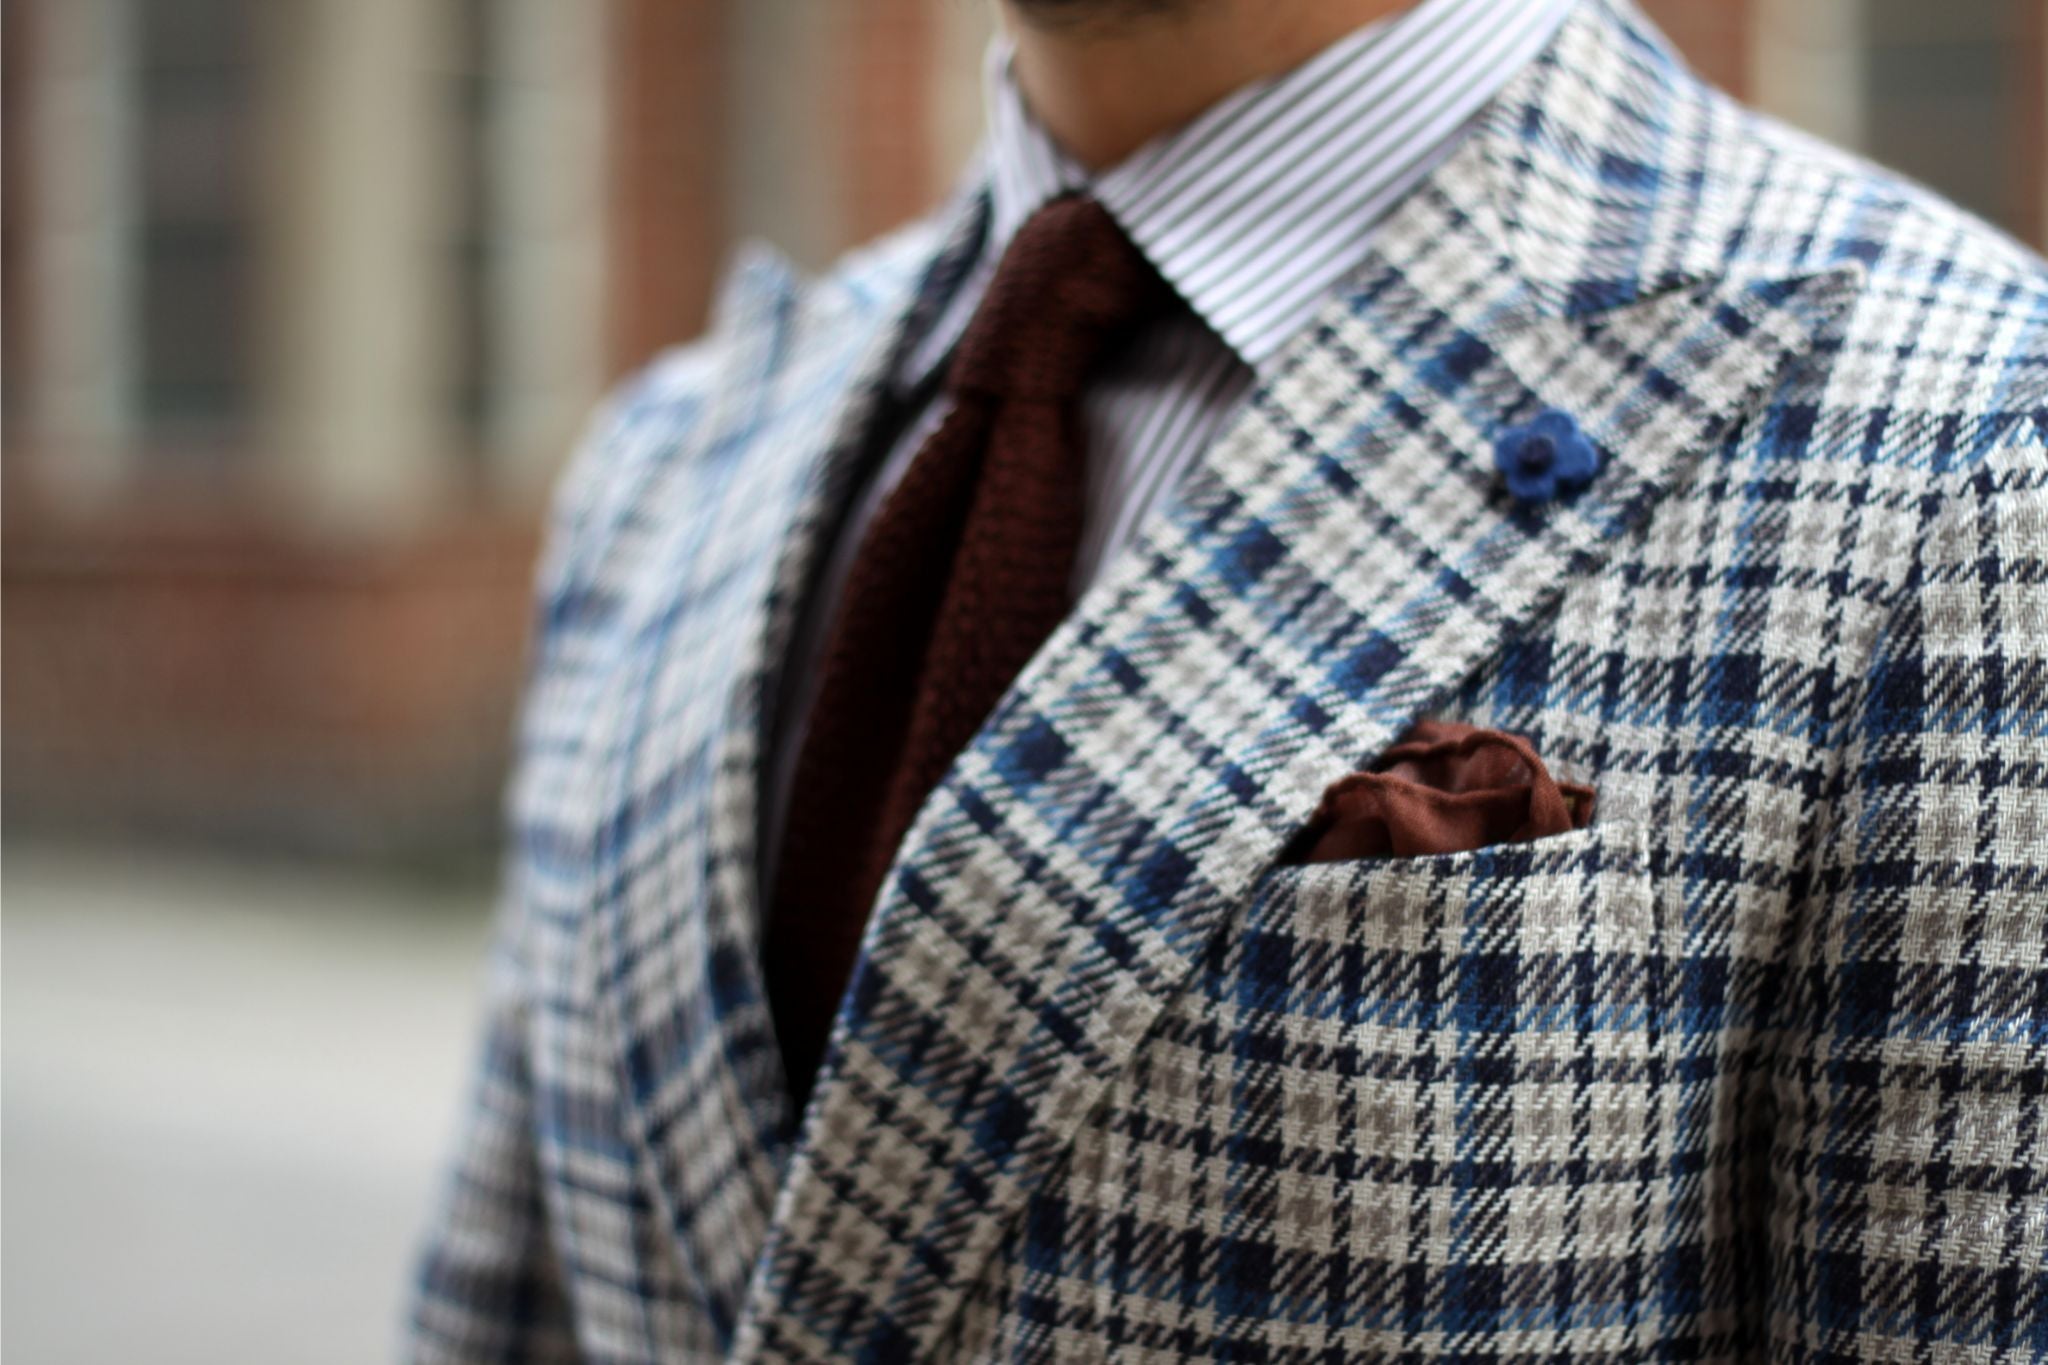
[923,0,1575,382]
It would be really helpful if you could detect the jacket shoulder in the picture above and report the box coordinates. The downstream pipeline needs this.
[1734,104,2048,288]
[534,213,950,613]
[1712,101,2048,481]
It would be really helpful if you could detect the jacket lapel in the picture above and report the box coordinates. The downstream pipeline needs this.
[733,1,1862,1360]
[585,197,989,1346]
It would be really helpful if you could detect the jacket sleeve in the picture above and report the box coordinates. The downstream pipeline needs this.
[403,343,725,1363]
[1772,446,2048,1359]
[405,905,582,1364]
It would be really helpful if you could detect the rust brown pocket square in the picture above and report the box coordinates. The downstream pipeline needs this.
[1286,720,1595,864]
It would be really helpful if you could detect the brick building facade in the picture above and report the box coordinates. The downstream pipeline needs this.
[5,0,2043,857]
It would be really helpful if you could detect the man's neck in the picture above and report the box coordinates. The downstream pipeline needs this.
[1000,0,1417,171]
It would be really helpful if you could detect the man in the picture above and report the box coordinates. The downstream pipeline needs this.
[409,0,2048,1359]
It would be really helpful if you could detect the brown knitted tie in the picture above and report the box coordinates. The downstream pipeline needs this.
[767,195,1170,1104]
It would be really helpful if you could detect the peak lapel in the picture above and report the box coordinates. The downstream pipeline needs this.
[734,2,1861,1360]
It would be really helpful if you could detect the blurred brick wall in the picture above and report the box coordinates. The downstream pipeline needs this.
[606,0,959,369]
[609,0,726,376]
[838,0,940,246]
[1640,0,1754,98]
[3,496,537,859]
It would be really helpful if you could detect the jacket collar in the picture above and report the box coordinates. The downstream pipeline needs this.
[599,0,1865,1356]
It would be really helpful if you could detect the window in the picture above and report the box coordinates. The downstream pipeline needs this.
[135,0,257,441]
[449,0,498,446]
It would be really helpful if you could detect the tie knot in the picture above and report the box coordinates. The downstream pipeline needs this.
[948,195,1171,402]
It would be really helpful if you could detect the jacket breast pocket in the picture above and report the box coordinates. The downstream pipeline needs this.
[1008,820,1683,1359]
[1247,820,1671,1188]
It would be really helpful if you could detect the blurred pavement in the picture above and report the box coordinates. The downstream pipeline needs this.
[3,842,495,1365]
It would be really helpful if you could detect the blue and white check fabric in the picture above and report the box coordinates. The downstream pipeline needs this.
[408,1,2048,1360]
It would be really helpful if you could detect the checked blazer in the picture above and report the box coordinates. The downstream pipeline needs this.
[408,2,2048,1361]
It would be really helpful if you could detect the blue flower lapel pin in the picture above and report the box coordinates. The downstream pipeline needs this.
[1494,407,1601,504]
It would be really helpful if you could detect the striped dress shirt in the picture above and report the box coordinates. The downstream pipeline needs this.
[765,0,1577,884]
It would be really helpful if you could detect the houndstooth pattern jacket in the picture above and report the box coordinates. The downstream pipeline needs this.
[408,2,2048,1360]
